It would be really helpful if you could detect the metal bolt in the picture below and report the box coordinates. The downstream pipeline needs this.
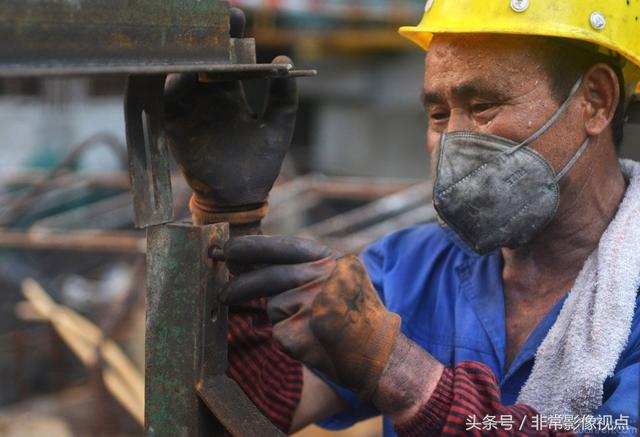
[424,0,434,13]
[590,12,606,30]
[510,0,529,13]
[208,245,225,261]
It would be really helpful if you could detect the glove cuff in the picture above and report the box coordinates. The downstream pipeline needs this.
[358,311,402,401]
[189,194,269,226]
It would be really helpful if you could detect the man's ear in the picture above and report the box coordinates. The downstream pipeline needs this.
[581,63,620,136]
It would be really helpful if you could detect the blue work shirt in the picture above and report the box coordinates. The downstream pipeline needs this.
[317,224,640,436]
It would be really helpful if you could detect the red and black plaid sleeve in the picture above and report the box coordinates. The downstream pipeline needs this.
[395,361,577,437]
[226,297,303,433]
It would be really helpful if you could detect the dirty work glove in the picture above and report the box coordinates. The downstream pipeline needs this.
[218,235,402,400]
[163,9,297,226]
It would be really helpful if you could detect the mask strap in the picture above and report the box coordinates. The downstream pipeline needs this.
[553,136,590,183]
[509,77,584,154]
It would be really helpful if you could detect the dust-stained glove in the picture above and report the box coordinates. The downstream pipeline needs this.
[218,235,402,400]
[163,9,298,226]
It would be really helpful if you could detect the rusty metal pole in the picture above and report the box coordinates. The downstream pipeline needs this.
[145,223,228,436]
[145,223,285,436]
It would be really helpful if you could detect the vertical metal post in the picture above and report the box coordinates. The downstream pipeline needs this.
[145,223,228,436]
[125,75,174,229]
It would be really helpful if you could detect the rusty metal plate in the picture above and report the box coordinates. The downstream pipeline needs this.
[145,223,228,437]
[197,229,286,437]
[145,222,285,436]
[0,0,230,76]
[197,376,286,437]
[0,1,317,79]
[125,75,173,229]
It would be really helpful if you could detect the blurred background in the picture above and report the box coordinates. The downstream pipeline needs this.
[1,1,639,436]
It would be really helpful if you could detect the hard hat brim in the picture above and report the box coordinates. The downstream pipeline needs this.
[399,24,640,94]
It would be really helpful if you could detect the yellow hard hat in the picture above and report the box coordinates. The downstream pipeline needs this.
[399,0,640,96]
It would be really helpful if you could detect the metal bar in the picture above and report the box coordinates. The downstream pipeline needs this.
[263,192,323,228]
[197,376,285,437]
[265,176,418,229]
[125,75,174,228]
[145,223,285,436]
[308,177,419,200]
[0,63,317,79]
[351,204,436,242]
[0,172,131,190]
[269,175,418,205]
[0,0,231,75]
[0,230,144,253]
[31,193,134,232]
[196,237,286,437]
[325,204,437,254]
[145,223,228,437]
[299,182,431,239]
[199,64,316,81]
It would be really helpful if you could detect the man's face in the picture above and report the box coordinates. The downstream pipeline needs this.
[423,34,585,179]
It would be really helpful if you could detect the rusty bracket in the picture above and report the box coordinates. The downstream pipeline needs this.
[0,0,315,79]
[196,376,285,437]
[125,75,173,228]
[145,223,285,436]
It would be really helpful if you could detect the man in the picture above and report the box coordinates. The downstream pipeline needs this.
[165,1,640,435]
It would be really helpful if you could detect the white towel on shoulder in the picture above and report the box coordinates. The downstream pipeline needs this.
[517,159,640,415]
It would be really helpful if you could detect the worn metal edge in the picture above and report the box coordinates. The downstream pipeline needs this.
[0,63,317,78]
[196,375,286,437]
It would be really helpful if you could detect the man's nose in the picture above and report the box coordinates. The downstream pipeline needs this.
[445,110,473,133]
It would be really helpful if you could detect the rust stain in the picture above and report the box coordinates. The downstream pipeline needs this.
[108,32,137,49]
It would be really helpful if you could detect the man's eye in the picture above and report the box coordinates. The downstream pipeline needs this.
[430,111,449,121]
[471,103,497,113]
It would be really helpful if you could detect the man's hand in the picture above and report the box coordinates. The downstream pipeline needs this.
[163,10,297,226]
[218,235,402,401]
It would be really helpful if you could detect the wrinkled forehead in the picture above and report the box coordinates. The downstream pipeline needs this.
[424,33,550,90]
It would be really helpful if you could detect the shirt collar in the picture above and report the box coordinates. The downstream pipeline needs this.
[456,251,569,381]
[456,252,507,378]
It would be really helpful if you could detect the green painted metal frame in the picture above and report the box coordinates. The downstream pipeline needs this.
[145,223,227,436]
[125,75,174,229]
[146,223,286,436]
